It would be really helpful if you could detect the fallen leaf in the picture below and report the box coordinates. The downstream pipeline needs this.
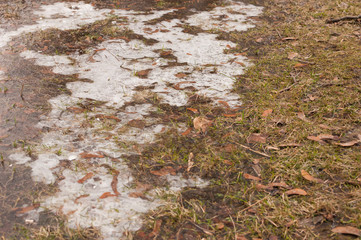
[334,136,361,147]
[281,37,297,41]
[74,194,90,204]
[193,117,213,133]
[175,73,187,78]
[150,166,176,176]
[136,69,152,78]
[235,61,245,66]
[149,219,162,237]
[77,172,94,184]
[301,170,323,183]
[79,152,104,159]
[67,107,85,114]
[160,50,172,57]
[294,63,308,68]
[267,182,291,189]
[111,170,120,196]
[218,100,230,109]
[256,184,273,190]
[186,108,199,114]
[14,203,40,215]
[99,192,117,199]
[307,134,339,144]
[285,188,307,196]
[288,52,299,60]
[332,226,361,237]
[216,222,225,229]
[247,133,267,143]
[127,119,146,129]
[255,38,263,43]
[243,173,261,181]
[262,109,273,117]
[95,114,121,122]
[223,113,237,117]
[174,81,196,90]
[181,127,192,136]
[297,112,310,122]
[129,192,144,198]
[187,152,194,172]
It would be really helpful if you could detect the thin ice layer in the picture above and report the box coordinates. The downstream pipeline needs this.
[7,0,263,239]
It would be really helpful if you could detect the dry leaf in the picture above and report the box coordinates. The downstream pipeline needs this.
[247,133,267,143]
[135,69,152,78]
[127,119,146,129]
[334,136,361,147]
[187,152,194,172]
[95,114,121,122]
[288,52,299,60]
[262,109,273,117]
[285,188,307,196]
[149,219,162,237]
[186,108,199,114]
[243,173,261,181]
[193,117,213,133]
[181,127,192,136]
[223,113,237,117]
[74,194,90,204]
[215,222,225,230]
[77,172,94,184]
[235,61,245,66]
[301,170,323,183]
[297,112,310,122]
[281,37,297,41]
[14,203,40,215]
[294,63,307,68]
[307,134,339,144]
[174,81,196,90]
[129,192,144,198]
[218,100,230,109]
[67,107,85,114]
[175,73,187,78]
[99,192,117,199]
[255,38,263,43]
[79,152,104,159]
[268,182,291,189]
[332,226,361,237]
[150,166,176,176]
[256,184,273,190]
[111,170,120,196]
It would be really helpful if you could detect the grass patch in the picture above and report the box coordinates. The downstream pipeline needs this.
[129,0,361,239]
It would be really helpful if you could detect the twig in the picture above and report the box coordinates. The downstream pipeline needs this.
[278,82,297,93]
[326,15,361,24]
[238,196,267,214]
[20,84,24,101]
[235,143,270,158]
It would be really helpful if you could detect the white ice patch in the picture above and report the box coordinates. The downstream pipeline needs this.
[7,0,262,239]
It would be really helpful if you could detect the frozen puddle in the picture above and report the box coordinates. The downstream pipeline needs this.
[5,1,262,239]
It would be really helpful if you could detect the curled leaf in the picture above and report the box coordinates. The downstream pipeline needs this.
[332,226,361,236]
[243,173,261,181]
[193,117,213,133]
[285,188,307,196]
[99,192,117,199]
[77,172,94,184]
[301,170,323,183]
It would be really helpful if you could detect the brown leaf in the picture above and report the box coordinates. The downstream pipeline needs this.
[285,188,307,196]
[127,119,146,129]
[297,112,310,122]
[243,173,261,181]
[261,109,273,117]
[77,172,94,184]
[175,73,187,78]
[332,226,361,236]
[294,63,307,68]
[67,107,85,114]
[334,136,361,147]
[186,108,199,113]
[74,194,90,204]
[247,133,267,143]
[218,100,230,109]
[255,38,263,43]
[307,134,339,144]
[301,170,323,183]
[287,52,299,60]
[80,152,104,159]
[235,61,245,66]
[282,37,297,41]
[129,192,145,198]
[149,219,162,237]
[193,117,213,133]
[181,127,192,136]
[160,50,172,57]
[268,182,291,189]
[136,69,152,78]
[256,184,273,190]
[99,192,117,199]
[216,222,225,229]
[95,114,121,122]
[150,166,176,176]
[174,81,196,90]
[111,170,120,196]
[223,113,237,117]
[187,152,194,172]
[14,203,40,215]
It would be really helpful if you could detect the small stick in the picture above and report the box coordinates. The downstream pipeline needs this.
[236,143,270,158]
[326,15,361,24]
[20,84,24,101]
